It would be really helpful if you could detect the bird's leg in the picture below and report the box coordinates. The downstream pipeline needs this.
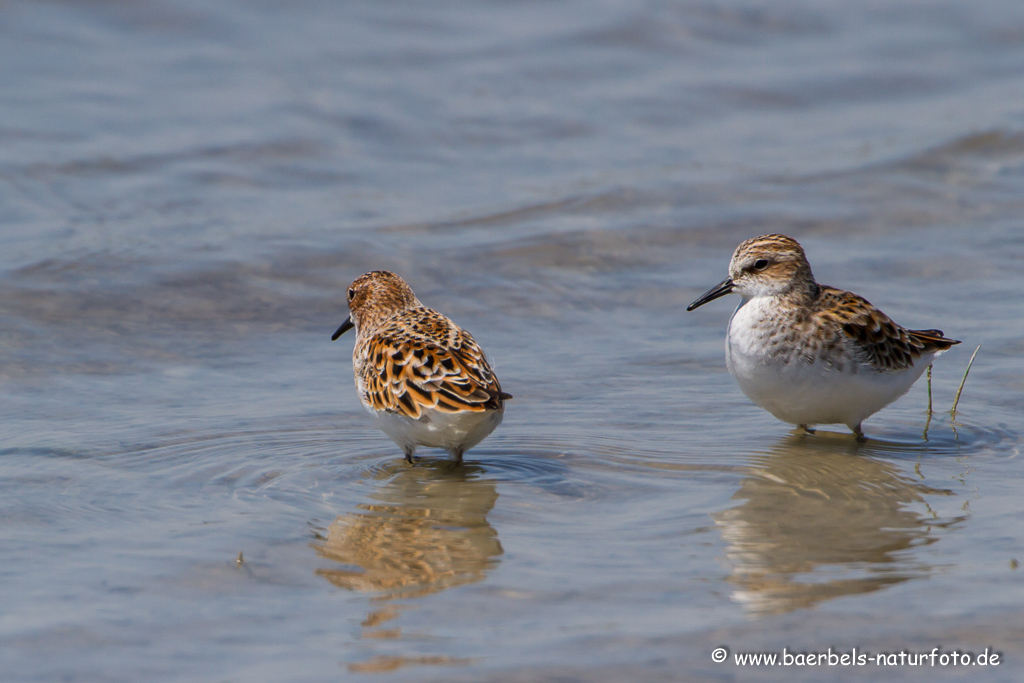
[452,448,465,465]
[852,423,867,442]
[798,424,815,434]
[403,447,417,464]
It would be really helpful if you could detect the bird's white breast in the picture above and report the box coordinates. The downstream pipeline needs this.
[725,296,932,429]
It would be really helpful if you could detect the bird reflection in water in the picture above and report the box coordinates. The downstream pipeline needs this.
[714,433,966,616]
[312,461,501,672]
[313,461,501,598]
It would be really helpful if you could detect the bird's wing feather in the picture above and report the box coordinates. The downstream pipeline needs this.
[358,309,507,418]
[816,286,958,371]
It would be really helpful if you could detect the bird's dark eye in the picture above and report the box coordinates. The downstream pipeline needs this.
[753,259,769,271]
[347,288,356,301]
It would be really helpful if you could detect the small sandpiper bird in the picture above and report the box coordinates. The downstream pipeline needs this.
[687,234,959,437]
[332,271,511,463]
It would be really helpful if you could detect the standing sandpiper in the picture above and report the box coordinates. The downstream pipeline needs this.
[332,271,511,463]
[687,234,959,437]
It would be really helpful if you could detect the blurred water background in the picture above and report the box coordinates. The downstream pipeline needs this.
[2,1,1024,681]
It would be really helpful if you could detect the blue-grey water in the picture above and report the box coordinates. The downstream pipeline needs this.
[2,1,1024,681]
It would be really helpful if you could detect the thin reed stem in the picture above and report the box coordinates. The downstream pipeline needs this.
[926,365,933,415]
[950,345,981,421]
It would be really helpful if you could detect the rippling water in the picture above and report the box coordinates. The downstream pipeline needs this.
[3,1,1024,681]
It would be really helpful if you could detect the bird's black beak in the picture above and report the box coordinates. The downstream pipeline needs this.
[686,278,734,311]
[331,317,354,341]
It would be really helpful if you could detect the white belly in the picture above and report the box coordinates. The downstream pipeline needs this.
[725,298,933,430]
[369,403,504,456]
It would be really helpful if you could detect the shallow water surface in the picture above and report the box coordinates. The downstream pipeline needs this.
[2,1,1024,681]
